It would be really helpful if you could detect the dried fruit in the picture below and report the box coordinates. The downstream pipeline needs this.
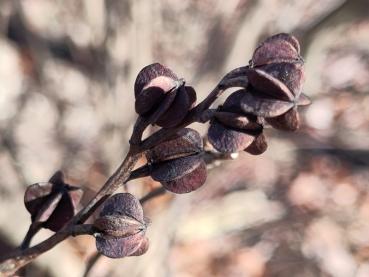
[239,33,310,131]
[145,128,207,193]
[24,171,83,232]
[134,63,196,128]
[94,193,149,258]
[207,90,267,154]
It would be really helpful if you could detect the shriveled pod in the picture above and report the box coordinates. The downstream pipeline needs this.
[134,63,197,128]
[143,128,207,194]
[252,33,302,66]
[24,171,83,232]
[146,128,203,163]
[94,193,149,258]
[208,90,266,154]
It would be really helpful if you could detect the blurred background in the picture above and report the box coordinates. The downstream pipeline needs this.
[0,0,369,276]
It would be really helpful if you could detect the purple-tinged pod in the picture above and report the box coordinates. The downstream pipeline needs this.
[146,128,203,163]
[240,90,295,118]
[161,160,207,194]
[94,193,149,258]
[151,154,203,182]
[24,171,83,232]
[134,63,197,128]
[244,133,268,155]
[156,86,197,128]
[208,121,255,153]
[266,107,300,131]
[252,33,301,66]
[256,62,305,97]
[245,68,294,101]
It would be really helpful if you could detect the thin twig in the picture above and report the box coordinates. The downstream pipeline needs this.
[0,224,95,276]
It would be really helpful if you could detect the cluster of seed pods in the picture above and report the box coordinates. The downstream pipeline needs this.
[21,33,310,261]
[208,33,310,153]
[24,171,82,232]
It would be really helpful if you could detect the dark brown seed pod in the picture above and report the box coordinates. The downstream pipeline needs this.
[24,171,83,232]
[221,89,246,114]
[256,62,305,97]
[245,68,294,101]
[95,193,149,258]
[208,121,255,153]
[266,107,300,131]
[156,86,197,128]
[244,133,268,155]
[151,154,203,182]
[240,90,294,118]
[263,33,300,53]
[129,237,149,256]
[100,193,144,223]
[134,63,197,128]
[146,128,203,163]
[161,160,207,194]
[96,230,146,259]
[134,63,179,116]
[252,33,301,66]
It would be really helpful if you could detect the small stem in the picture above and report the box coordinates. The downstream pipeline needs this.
[71,148,141,225]
[20,222,42,250]
[0,224,94,276]
[125,164,151,183]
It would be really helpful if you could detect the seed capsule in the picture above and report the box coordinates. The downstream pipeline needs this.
[145,128,207,193]
[94,193,149,258]
[24,171,83,232]
[134,63,197,128]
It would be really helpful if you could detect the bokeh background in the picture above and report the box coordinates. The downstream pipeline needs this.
[1,0,369,276]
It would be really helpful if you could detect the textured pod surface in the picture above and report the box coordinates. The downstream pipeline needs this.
[129,237,149,256]
[162,160,207,194]
[100,193,144,223]
[266,107,300,131]
[151,154,203,182]
[95,193,149,258]
[147,128,203,163]
[156,86,197,128]
[208,121,255,153]
[252,33,301,66]
[241,90,294,118]
[94,215,145,237]
[96,231,146,259]
[244,133,268,155]
[263,33,301,53]
[246,68,294,101]
[257,62,304,97]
